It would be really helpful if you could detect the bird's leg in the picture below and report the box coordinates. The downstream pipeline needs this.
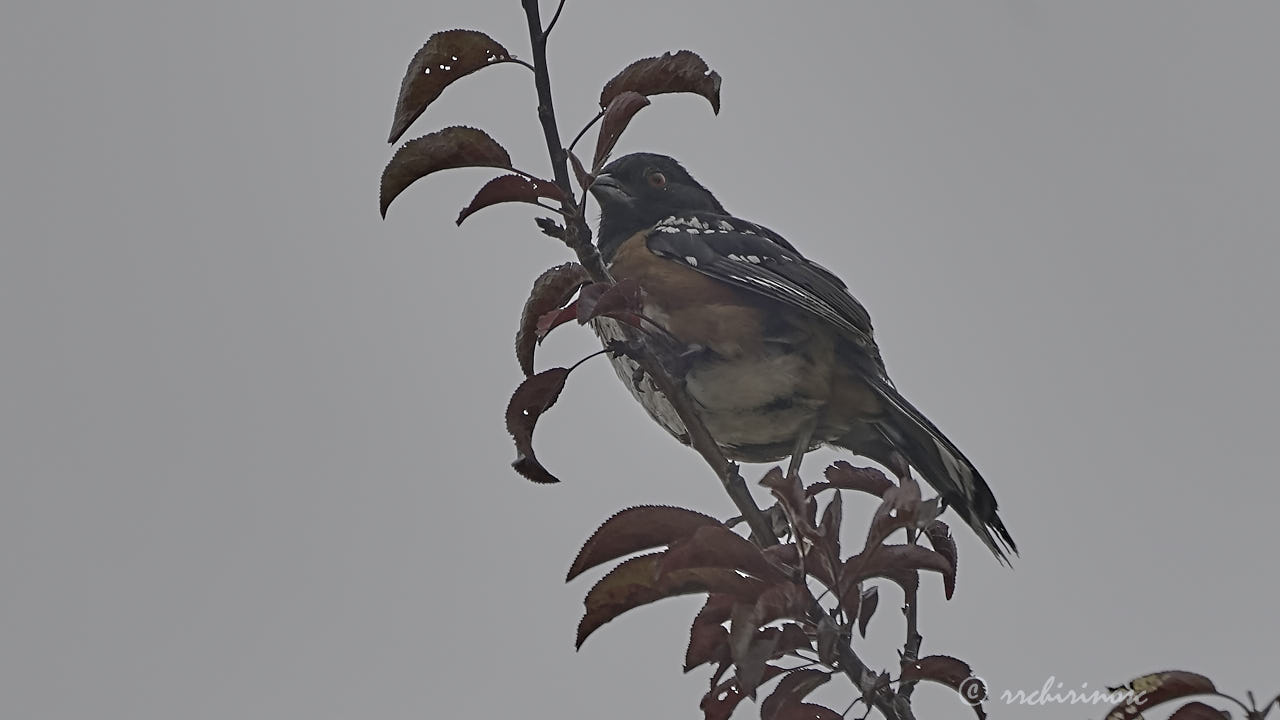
[732,419,817,541]
[885,449,911,482]
[786,417,819,480]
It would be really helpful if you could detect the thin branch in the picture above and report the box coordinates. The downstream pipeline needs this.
[835,621,913,720]
[543,0,568,37]
[620,340,778,547]
[520,0,609,281]
[898,528,923,701]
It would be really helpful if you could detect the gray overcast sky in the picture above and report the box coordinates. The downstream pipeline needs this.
[2,2,1277,719]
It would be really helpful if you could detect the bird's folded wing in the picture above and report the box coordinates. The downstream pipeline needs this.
[644,212,886,372]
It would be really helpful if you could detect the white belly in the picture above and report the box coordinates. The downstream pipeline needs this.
[592,317,828,461]
[685,349,824,447]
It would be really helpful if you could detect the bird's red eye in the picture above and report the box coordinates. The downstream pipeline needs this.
[648,171,667,188]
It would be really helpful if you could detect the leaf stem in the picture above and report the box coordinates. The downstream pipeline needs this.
[568,110,604,155]
[543,0,568,38]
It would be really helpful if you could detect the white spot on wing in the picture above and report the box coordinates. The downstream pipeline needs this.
[684,256,698,267]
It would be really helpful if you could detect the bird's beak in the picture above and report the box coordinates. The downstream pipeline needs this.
[588,173,632,206]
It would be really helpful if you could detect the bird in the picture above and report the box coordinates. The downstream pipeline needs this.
[587,152,1016,561]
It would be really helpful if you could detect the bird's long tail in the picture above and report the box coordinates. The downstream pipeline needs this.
[841,377,1017,563]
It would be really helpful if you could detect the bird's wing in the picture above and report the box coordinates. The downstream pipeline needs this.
[644,212,887,373]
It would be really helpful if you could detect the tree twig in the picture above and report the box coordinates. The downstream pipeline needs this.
[898,529,924,701]
[520,0,609,281]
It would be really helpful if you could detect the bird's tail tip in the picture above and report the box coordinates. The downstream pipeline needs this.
[973,513,1018,566]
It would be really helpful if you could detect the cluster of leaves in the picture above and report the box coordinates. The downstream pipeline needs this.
[565,463,983,720]
[378,22,723,490]
[508,267,648,484]
[380,29,720,224]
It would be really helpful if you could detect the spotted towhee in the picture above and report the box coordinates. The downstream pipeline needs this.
[588,153,1016,561]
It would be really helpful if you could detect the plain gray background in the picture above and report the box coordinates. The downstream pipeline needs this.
[3,2,1277,718]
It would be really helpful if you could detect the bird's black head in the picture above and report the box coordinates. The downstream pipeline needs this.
[589,153,726,261]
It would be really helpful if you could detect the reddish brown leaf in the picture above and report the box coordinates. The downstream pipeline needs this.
[388,30,513,144]
[515,264,589,376]
[842,545,952,593]
[856,586,878,638]
[456,174,567,225]
[837,581,861,624]
[574,283,609,320]
[774,703,843,720]
[750,582,813,626]
[577,277,643,324]
[577,554,766,648]
[818,491,842,559]
[658,526,787,583]
[900,655,987,719]
[1167,701,1231,720]
[862,482,923,553]
[727,592,815,700]
[700,666,786,720]
[535,303,580,340]
[924,520,959,600]
[772,623,814,658]
[811,461,894,498]
[1104,672,1218,720]
[761,670,831,720]
[694,594,736,626]
[568,149,593,192]
[687,623,730,673]
[600,50,722,114]
[506,367,572,484]
[729,609,780,699]
[900,654,977,687]
[567,505,721,581]
[380,126,512,217]
[685,594,735,672]
[680,591,808,671]
[593,90,651,171]
[760,467,817,537]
